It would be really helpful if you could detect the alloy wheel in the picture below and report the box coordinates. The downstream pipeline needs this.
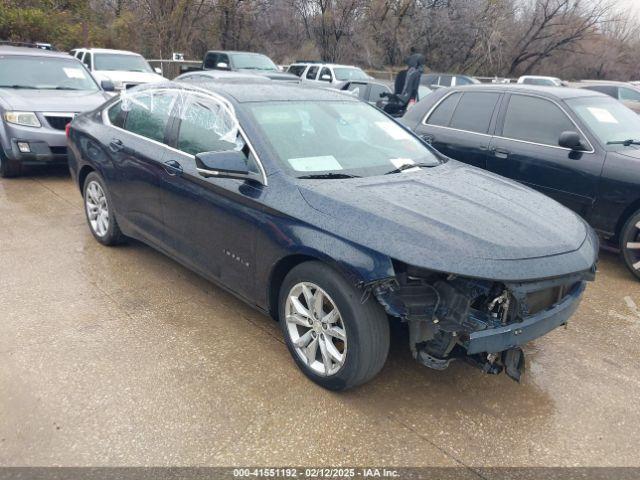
[285,282,347,376]
[625,220,640,271]
[85,180,110,237]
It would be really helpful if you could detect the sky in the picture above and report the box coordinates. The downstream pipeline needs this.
[613,0,640,18]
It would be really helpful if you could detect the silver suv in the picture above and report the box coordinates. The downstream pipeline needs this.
[0,45,110,177]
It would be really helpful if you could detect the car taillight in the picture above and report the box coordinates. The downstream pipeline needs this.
[65,123,71,138]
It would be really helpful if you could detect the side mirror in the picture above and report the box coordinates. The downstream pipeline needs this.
[195,150,261,183]
[558,131,585,150]
[320,74,331,81]
[154,67,162,75]
[101,80,115,92]
[216,62,229,70]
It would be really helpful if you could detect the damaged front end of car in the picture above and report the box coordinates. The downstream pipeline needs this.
[368,261,595,381]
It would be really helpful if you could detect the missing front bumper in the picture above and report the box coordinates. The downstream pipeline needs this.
[371,266,592,381]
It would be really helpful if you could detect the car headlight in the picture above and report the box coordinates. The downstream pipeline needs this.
[3,111,41,128]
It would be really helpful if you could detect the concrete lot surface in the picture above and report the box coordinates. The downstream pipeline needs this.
[1,168,639,470]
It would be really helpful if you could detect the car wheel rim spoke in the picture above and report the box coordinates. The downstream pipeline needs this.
[85,181,109,237]
[285,282,347,377]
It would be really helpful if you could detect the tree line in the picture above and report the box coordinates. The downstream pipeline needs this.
[1,0,639,80]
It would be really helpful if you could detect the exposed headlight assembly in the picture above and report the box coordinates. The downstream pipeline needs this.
[3,111,41,128]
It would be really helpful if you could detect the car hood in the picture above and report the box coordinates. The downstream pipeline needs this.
[236,69,299,81]
[297,162,596,281]
[611,145,640,159]
[92,70,166,84]
[0,88,110,112]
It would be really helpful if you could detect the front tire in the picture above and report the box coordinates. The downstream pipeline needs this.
[279,261,390,390]
[620,210,640,280]
[83,172,124,246]
[0,152,22,178]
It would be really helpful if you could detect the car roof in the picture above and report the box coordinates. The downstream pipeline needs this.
[163,80,359,103]
[291,62,362,68]
[0,45,74,59]
[206,50,269,56]
[578,80,636,87]
[74,48,141,55]
[451,83,605,100]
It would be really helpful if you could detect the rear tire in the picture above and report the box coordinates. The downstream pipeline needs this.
[83,172,125,246]
[278,261,390,390]
[620,210,640,280]
[0,152,22,178]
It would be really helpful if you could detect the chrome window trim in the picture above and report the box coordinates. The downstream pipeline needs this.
[101,87,268,186]
[422,90,595,154]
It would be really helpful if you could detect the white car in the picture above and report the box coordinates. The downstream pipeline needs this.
[287,62,372,88]
[516,75,564,87]
[69,48,165,91]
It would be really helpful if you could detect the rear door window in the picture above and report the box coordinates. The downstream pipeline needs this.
[306,66,319,80]
[368,84,389,102]
[122,90,176,143]
[439,75,453,87]
[449,92,500,134]
[501,94,576,147]
[346,82,368,100]
[82,52,92,70]
[425,92,462,127]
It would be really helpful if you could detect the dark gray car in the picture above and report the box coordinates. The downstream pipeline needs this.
[0,45,111,177]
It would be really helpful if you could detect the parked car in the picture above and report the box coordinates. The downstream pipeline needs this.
[517,75,564,87]
[287,62,372,87]
[67,81,597,389]
[203,50,298,82]
[421,73,479,89]
[0,44,111,177]
[340,79,391,106]
[70,48,165,91]
[401,84,640,278]
[575,81,640,114]
[175,69,272,85]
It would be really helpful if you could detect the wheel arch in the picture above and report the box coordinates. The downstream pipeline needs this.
[78,164,96,192]
[265,246,394,321]
[615,197,640,241]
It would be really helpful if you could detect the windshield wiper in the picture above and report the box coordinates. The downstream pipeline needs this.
[0,85,37,89]
[384,163,434,175]
[297,172,361,179]
[53,86,83,90]
[607,139,640,146]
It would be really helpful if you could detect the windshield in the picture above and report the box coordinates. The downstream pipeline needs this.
[231,53,278,71]
[94,53,153,72]
[0,56,98,90]
[246,100,440,178]
[567,96,640,146]
[334,67,369,81]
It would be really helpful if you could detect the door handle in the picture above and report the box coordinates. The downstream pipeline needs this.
[420,134,434,144]
[492,147,510,159]
[108,138,124,152]
[163,159,183,176]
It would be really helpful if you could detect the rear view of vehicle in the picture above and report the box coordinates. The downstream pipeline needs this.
[0,45,110,177]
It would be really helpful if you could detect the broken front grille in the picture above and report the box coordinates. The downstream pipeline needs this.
[524,283,576,315]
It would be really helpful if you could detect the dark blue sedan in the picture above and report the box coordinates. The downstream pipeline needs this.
[67,81,598,390]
